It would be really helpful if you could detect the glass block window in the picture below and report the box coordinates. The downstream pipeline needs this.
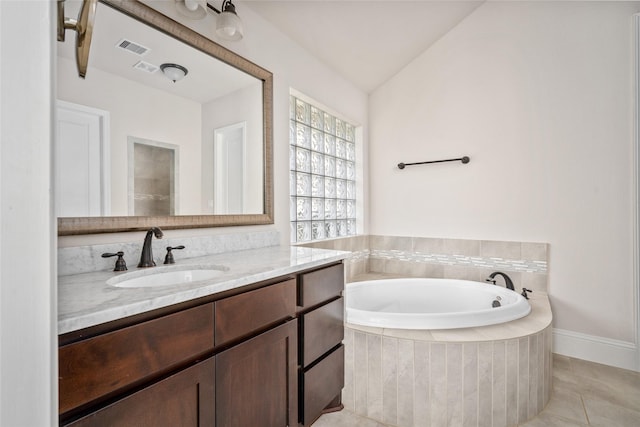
[290,95,357,243]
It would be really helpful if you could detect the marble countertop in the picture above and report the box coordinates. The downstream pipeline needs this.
[58,245,349,335]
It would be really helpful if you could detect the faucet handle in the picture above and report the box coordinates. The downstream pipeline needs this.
[164,246,185,264]
[485,277,497,285]
[521,287,532,299]
[102,251,128,272]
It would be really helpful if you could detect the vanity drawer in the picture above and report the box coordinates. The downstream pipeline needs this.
[215,279,296,346]
[63,357,215,427]
[59,303,214,415]
[302,345,345,426]
[302,297,344,367]
[298,263,344,309]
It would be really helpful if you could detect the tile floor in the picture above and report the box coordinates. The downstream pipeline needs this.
[314,354,640,427]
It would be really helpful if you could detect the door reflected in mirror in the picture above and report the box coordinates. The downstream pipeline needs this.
[56,0,269,229]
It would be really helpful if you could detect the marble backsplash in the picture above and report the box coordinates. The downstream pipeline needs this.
[58,230,280,276]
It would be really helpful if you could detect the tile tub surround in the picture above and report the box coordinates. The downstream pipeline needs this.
[298,235,549,294]
[58,245,348,334]
[297,235,370,280]
[317,355,640,427]
[342,289,553,427]
[58,230,280,276]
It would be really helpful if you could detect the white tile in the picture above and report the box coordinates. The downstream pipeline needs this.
[414,341,431,427]
[443,239,481,256]
[430,343,447,427]
[544,387,588,425]
[367,334,383,420]
[478,342,493,427]
[529,334,539,418]
[583,395,640,427]
[314,408,390,427]
[463,343,478,427]
[354,331,368,415]
[447,343,463,426]
[480,240,521,260]
[343,327,355,410]
[397,339,415,427]
[492,341,507,427]
[518,337,530,423]
[506,339,519,427]
[382,337,398,425]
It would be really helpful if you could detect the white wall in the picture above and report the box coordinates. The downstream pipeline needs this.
[370,1,640,345]
[58,0,369,247]
[0,1,56,425]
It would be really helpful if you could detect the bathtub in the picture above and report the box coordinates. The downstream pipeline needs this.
[345,277,531,329]
[342,277,552,426]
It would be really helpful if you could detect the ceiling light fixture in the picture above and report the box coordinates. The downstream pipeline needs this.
[175,0,207,20]
[160,63,189,83]
[207,0,244,41]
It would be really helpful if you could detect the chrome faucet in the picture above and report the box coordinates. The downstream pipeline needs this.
[138,227,163,268]
[485,271,515,291]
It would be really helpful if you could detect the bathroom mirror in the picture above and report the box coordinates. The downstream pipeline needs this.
[56,0,273,235]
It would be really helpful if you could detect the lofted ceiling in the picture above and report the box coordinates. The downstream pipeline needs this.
[242,0,485,93]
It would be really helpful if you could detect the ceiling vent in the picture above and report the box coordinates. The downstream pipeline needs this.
[115,38,150,56]
[133,61,159,74]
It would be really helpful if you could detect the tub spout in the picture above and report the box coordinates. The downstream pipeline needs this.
[486,271,515,291]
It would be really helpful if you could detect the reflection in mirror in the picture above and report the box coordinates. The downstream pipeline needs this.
[56,0,273,234]
[128,137,178,216]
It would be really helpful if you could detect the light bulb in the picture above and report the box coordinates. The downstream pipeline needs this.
[175,0,206,20]
[221,26,236,38]
[184,0,199,11]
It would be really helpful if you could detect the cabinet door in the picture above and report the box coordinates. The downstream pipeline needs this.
[216,321,297,427]
[64,357,215,427]
[302,297,344,367]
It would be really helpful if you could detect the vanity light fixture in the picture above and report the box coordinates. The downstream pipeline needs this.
[207,0,244,41]
[174,0,208,20]
[160,63,189,83]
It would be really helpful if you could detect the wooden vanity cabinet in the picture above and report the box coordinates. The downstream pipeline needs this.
[216,321,297,427]
[59,278,298,427]
[213,279,298,427]
[297,263,345,426]
[59,262,344,427]
[64,357,215,427]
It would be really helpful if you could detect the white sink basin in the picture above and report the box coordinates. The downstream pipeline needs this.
[107,266,228,288]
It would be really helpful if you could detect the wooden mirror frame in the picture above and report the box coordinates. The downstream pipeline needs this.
[58,0,273,235]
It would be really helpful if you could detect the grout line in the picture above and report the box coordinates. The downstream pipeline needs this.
[580,394,591,425]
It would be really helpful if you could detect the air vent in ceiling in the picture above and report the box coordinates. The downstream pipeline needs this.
[133,61,159,74]
[115,38,150,56]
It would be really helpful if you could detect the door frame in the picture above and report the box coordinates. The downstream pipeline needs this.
[634,14,640,372]
[55,100,111,216]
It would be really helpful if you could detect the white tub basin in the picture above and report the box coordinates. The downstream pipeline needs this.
[107,266,228,288]
[346,278,531,329]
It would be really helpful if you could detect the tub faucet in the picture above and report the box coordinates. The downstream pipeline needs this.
[138,227,163,268]
[486,271,515,291]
